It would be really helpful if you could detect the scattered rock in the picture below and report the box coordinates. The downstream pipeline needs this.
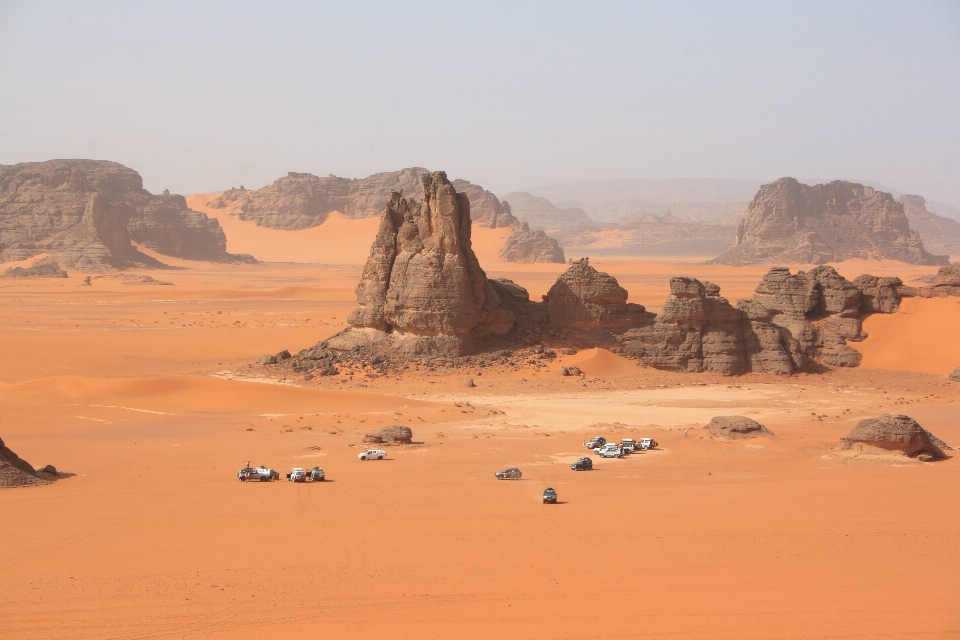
[950,367,960,382]
[499,222,565,263]
[839,414,948,459]
[258,354,277,365]
[911,263,960,298]
[559,366,581,376]
[713,178,948,266]
[1,257,67,278]
[466,378,476,388]
[38,464,57,475]
[275,350,291,362]
[0,436,46,487]
[703,416,774,439]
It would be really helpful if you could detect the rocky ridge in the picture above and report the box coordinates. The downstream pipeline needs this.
[0,160,250,271]
[270,172,924,379]
[713,178,948,266]
[900,195,960,258]
[207,168,565,263]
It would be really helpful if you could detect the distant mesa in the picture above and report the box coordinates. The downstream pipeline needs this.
[500,222,565,264]
[899,195,960,259]
[2,257,67,278]
[703,416,773,440]
[713,178,949,266]
[207,168,564,263]
[0,160,254,271]
[839,414,950,461]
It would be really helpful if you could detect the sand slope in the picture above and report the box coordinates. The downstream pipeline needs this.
[857,297,960,376]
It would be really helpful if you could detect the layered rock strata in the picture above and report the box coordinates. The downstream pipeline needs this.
[499,222,566,263]
[0,160,249,270]
[839,414,949,460]
[713,178,948,266]
[308,171,517,358]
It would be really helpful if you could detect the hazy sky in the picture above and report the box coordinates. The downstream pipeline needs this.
[1,0,958,204]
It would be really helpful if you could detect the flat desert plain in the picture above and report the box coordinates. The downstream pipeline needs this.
[2,214,960,639]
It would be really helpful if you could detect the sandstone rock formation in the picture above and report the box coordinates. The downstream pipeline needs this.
[364,425,413,444]
[949,367,960,382]
[208,168,520,231]
[839,414,949,460]
[305,172,516,358]
[0,436,45,488]
[703,416,773,439]
[910,263,960,298]
[499,222,565,263]
[899,195,960,258]
[2,257,67,278]
[713,178,948,266]
[620,265,899,374]
[545,258,652,330]
[0,160,249,270]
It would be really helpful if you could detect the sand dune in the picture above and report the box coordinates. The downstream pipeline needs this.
[557,347,645,377]
[857,297,960,376]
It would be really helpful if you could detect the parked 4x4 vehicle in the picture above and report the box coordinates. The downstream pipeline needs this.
[571,457,593,471]
[542,487,558,504]
[596,443,623,458]
[584,436,607,449]
[358,449,386,460]
[307,467,325,481]
[238,465,279,482]
[495,467,522,480]
[639,438,658,450]
[286,468,306,482]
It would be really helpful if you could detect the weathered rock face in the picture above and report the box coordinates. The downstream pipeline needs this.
[208,168,519,231]
[713,178,948,266]
[545,258,651,330]
[621,265,898,374]
[908,263,960,298]
[1,257,67,278]
[900,195,960,258]
[703,416,773,439]
[839,414,949,459]
[499,222,565,264]
[0,160,246,270]
[313,172,516,357]
[0,436,45,488]
[949,367,960,382]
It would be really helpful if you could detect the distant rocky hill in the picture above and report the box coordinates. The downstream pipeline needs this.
[900,195,960,258]
[208,168,519,230]
[501,192,596,228]
[0,160,250,271]
[207,168,565,263]
[713,178,948,266]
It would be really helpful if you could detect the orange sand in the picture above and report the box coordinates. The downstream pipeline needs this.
[857,296,960,376]
[1,238,959,638]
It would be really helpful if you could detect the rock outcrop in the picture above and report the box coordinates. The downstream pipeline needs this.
[900,195,960,258]
[949,367,960,382]
[499,222,565,264]
[620,265,900,374]
[908,263,960,298]
[364,425,413,444]
[0,436,45,487]
[546,258,652,331]
[208,168,519,231]
[305,171,516,358]
[0,160,249,270]
[713,178,948,266]
[703,416,773,439]
[2,257,67,278]
[839,414,949,460]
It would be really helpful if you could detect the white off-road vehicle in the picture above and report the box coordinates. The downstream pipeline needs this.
[358,449,387,461]
[287,468,306,482]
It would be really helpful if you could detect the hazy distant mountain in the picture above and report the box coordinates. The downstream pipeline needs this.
[500,192,596,228]
[927,200,960,223]
[900,195,960,258]
[517,178,763,223]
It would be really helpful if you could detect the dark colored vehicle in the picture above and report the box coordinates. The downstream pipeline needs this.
[584,436,607,449]
[542,487,558,504]
[307,467,325,481]
[571,457,593,471]
[496,467,523,480]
